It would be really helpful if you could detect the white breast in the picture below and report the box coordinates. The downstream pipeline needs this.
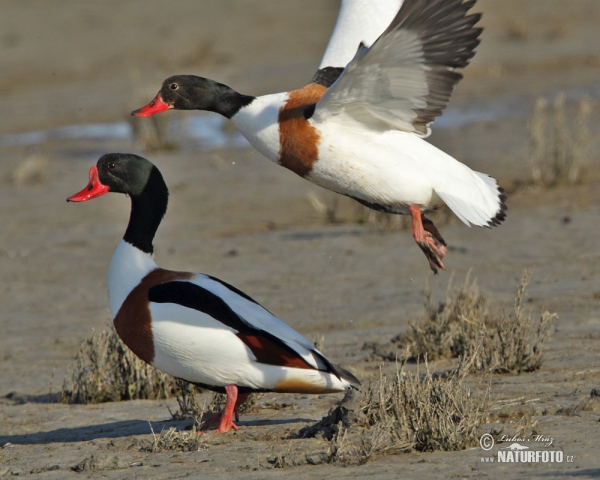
[231,93,288,163]
[107,240,157,316]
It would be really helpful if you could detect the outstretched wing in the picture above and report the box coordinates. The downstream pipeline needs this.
[314,0,482,137]
[319,0,404,70]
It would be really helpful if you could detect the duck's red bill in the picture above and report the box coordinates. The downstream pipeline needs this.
[131,93,171,117]
[67,166,109,202]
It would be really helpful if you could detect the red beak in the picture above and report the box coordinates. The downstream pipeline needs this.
[131,92,171,117]
[67,166,109,202]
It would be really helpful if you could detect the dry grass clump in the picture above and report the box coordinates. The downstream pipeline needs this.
[143,423,208,453]
[299,360,488,465]
[406,275,490,363]
[168,379,206,421]
[170,383,225,423]
[402,272,556,374]
[168,379,264,428]
[59,327,176,404]
[530,93,591,187]
[203,391,264,417]
[484,277,556,374]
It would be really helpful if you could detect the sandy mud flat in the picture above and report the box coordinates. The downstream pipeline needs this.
[1,1,600,478]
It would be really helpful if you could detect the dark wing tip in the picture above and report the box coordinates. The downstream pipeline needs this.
[385,0,483,69]
[381,0,483,132]
[487,186,508,227]
[335,364,361,388]
[312,349,361,387]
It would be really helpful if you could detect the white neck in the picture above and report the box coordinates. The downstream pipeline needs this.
[107,240,158,317]
[231,92,288,163]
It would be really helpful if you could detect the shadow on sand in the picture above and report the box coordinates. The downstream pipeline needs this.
[0,416,316,445]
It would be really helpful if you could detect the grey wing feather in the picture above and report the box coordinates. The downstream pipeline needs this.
[314,0,482,136]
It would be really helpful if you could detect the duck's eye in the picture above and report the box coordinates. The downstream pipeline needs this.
[108,162,116,170]
[170,83,179,90]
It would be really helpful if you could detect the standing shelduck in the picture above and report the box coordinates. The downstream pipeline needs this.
[132,0,506,273]
[67,153,359,433]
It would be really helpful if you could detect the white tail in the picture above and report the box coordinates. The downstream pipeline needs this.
[435,169,506,228]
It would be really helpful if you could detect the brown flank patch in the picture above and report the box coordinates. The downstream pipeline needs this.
[113,268,193,365]
[278,83,327,177]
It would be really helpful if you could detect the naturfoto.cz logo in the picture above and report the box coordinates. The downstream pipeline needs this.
[479,433,574,464]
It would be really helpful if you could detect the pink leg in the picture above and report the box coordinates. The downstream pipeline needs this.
[234,393,250,422]
[197,385,241,434]
[215,385,239,433]
[408,205,447,274]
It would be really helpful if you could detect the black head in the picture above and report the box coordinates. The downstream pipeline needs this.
[68,153,169,254]
[68,153,162,202]
[96,153,158,197]
[131,75,254,119]
[160,75,223,111]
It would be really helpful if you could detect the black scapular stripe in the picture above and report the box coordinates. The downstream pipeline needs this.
[205,274,261,306]
[148,281,315,369]
[149,280,359,385]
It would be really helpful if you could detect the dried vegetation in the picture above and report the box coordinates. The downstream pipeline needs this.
[59,324,266,418]
[143,423,208,453]
[59,327,176,404]
[169,379,263,421]
[297,272,556,466]
[399,272,555,374]
[298,359,488,465]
